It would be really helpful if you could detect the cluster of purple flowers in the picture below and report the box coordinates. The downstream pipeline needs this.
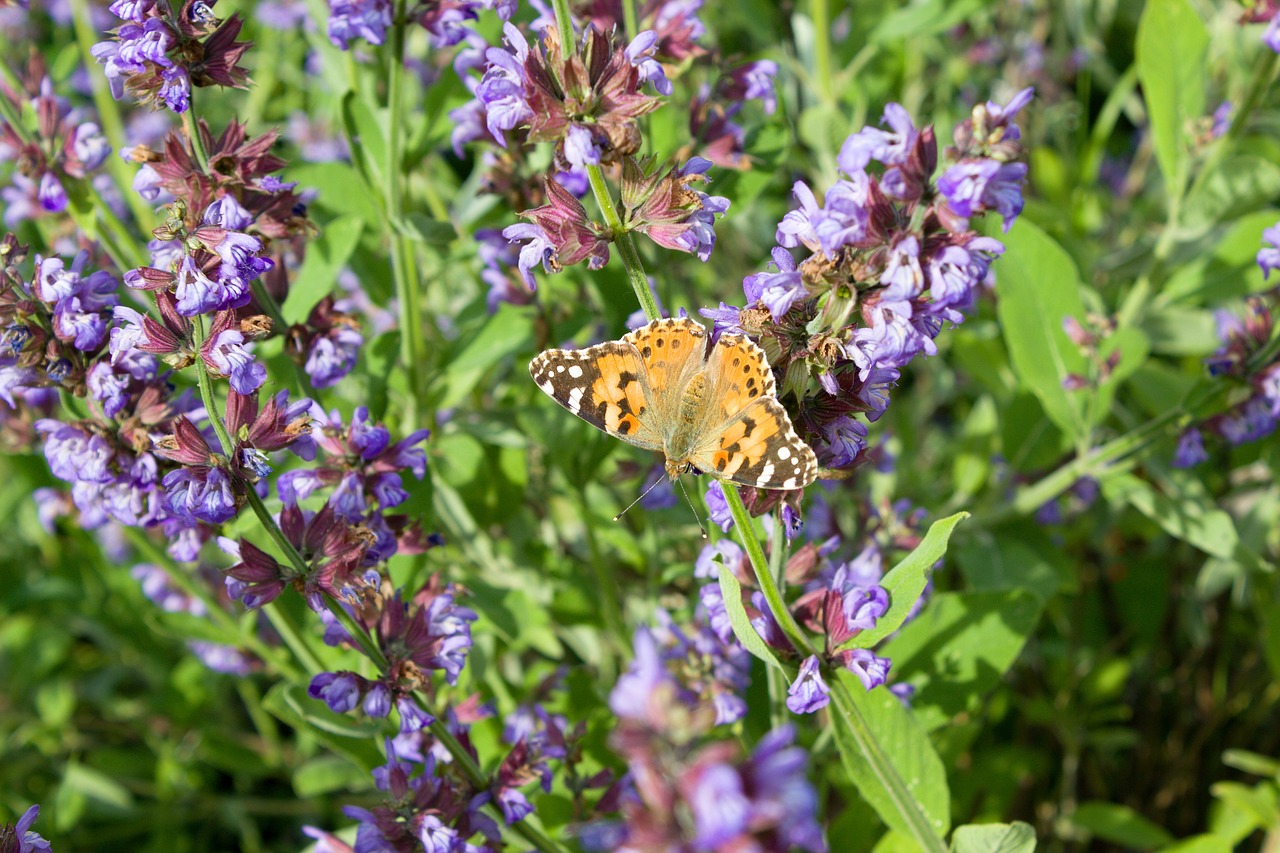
[0,74,112,227]
[91,0,251,113]
[445,7,747,303]
[699,90,1031,496]
[1173,227,1280,466]
[598,621,825,851]
[327,0,514,51]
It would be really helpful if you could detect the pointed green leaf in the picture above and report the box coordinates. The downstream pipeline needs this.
[847,512,968,650]
[951,822,1037,853]
[716,565,784,670]
[1136,0,1208,193]
[993,219,1090,438]
[831,677,951,840]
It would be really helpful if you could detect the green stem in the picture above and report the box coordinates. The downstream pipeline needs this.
[621,0,639,38]
[721,484,816,657]
[584,165,660,323]
[385,0,425,425]
[183,111,209,174]
[551,0,574,62]
[192,315,236,455]
[971,379,1228,528]
[811,0,834,105]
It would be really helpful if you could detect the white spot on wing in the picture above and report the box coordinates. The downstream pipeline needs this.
[756,461,775,486]
[777,446,790,460]
[539,379,555,394]
[568,365,583,378]
[781,476,797,489]
[567,386,584,413]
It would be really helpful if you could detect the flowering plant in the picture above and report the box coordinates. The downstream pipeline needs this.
[2,1,1280,851]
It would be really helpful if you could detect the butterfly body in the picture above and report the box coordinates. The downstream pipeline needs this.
[530,317,818,490]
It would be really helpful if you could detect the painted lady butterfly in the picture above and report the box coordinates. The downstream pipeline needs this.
[530,317,818,490]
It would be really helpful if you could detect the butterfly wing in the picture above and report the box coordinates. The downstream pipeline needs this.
[688,333,818,489]
[621,317,710,446]
[530,341,664,451]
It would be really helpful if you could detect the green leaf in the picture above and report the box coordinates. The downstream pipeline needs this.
[884,590,1043,731]
[261,682,384,740]
[954,524,1072,601]
[1222,749,1280,780]
[1159,836,1233,853]
[993,219,1090,438]
[340,90,387,189]
[950,822,1037,853]
[831,676,951,839]
[1136,0,1208,193]
[285,162,381,222]
[292,755,372,798]
[847,512,968,649]
[716,566,784,670]
[399,212,457,245]
[145,610,247,647]
[1102,473,1270,571]
[435,305,534,409]
[1070,801,1175,849]
[284,215,364,323]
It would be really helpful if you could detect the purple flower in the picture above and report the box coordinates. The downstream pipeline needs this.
[820,416,867,468]
[564,123,602,167]
[744,726,826,851]
[118,18,173,66]
[173,256,251,316]
[786,655,831,714]
[87,361,133,417]
[722,60,778,114]
[1265,13,1280,53]
[502,223,555,287]
[37,172,67,213]
[203,195,255,231]
[1173,428,1208,468]
[205,329,266,394]
[609,627,668,722]
[159,65,189,112]
[164,466,238,524]
[7,804,52,853]
[36,420,116,483]
[776,177,869,257]
[744,247,807,321]
[475,24,533,145]
[704,480,733,531]
[72,122,112,170]
[837,647,891,691]
[850,302,938,376]
[327,0,392,49]
[695,539,742,579]
[308,671,364,713]
[110,0,156,20]
[305,326,363,388]
[1258,223,1280,279]
[625,30,673,95]
[1219,397,1277,445]
[689,763,751,847]
[880,235,924,302]
[497,787,534,824]
[938,159,1028,230]
[419,815,461,852]
[131,163,171,202]
[838,102,918,173]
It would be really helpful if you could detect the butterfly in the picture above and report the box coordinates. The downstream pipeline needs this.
[529,317,818,490]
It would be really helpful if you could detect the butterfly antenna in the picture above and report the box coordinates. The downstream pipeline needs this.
[676,475,708,539]
[613,475,668,522]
